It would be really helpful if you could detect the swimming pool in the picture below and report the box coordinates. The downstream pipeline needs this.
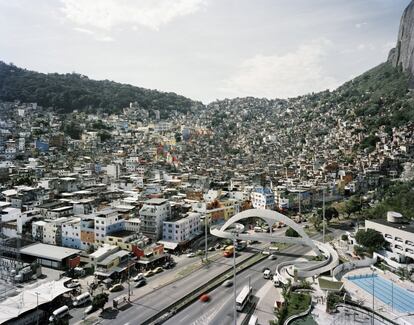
[347,274,414,313]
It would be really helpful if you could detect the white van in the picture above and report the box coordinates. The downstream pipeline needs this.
[248,315,258,325]
[263,269,271,279]
[273,275,280,287]
[73,292,91,307]
[49,305,69,322]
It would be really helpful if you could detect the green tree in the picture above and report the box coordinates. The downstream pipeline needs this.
[344,196,362,219]
[92,292,109,311]
[285,227,299,237]
[309,214,322,231]
[355,229,385,251]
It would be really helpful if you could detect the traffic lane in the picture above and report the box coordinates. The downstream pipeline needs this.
[166,239,322,325]
[99,251,257,324]
[165,247,307,325]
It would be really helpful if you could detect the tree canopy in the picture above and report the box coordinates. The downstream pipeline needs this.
[355,229,385,251]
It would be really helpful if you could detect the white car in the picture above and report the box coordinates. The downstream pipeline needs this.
[133,273,144,282]
[187,252,196,258]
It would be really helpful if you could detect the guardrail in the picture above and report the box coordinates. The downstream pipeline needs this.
[142,253,267,325]
[283,304,312,325]
[336,302,399,325]
[332,256,376,280]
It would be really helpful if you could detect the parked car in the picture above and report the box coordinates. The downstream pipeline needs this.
[134,279,147,288]
[261,251,270,255]
[66,280,81,289]
[84,305,94,315]
[154,267,163,274]
[109,283,124,292]
[133,273,144,282]
[186,252,196,258]
[144,270,155,277]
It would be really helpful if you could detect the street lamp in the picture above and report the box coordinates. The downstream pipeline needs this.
[35,291,40,325]
[230,223,243,325]
[322,187,326,243]
[205,215,209,262]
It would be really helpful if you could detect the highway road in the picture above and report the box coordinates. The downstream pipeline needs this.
[165,229,344,325]
[97,247,261,325]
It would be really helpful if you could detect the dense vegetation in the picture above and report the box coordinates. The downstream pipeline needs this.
[367,180,414,219]
[0,61,200,115]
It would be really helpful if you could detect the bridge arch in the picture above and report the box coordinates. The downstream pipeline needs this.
[215,209,320,255]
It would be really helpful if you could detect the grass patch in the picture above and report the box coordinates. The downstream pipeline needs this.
[286,292,311,319]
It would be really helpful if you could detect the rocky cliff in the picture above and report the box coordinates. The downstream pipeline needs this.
[388,0,414,80]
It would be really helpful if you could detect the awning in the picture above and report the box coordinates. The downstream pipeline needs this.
[157,241,179,250]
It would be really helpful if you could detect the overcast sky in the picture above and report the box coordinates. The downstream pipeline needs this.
[0,0,410,103]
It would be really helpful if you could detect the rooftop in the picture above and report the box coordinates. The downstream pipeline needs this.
[144,198,168,205]
[20,243,80,261]
[368,219,414,234]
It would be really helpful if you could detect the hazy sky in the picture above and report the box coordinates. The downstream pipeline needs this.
[0,0,410,103]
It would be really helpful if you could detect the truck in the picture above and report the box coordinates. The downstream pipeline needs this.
[223,245,234,258]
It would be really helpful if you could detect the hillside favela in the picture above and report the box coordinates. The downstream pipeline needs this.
[1,1,414,325]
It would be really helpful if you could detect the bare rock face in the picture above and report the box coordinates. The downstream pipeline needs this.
[389,0,414,77]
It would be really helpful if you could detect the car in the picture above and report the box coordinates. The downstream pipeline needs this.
[214,244,221,249]
[199,294,210,302]
[261,251,270,255]
[262,267,270,273]
[187,252,196,258]
[133,273,144,282]
[154,267,163,274]
[144,270,155,277]
[109,283,124,292]
[208,247,215,251]
[84,305,94,315]
[66,280,81,289]
[222,280,233,287]
[268,255,277,260]
[134,279,147,288]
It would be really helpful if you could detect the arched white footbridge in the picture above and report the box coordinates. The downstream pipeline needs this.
[210,209,339,279]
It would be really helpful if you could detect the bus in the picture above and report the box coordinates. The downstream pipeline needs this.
[236,285,252,311]
[49,306,69,322]
[223,245,234,258]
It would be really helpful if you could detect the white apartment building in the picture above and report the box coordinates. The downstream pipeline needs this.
[125,218,141,233]
[365,212,414,262]
[140,198,171,241]
[93,209,125,244]
[251,187,275,210]
[42,217,66,245]
[62,217,81,249]
[162,212,201,243]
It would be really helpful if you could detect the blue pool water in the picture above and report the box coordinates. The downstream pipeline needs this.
[347,274,414,313]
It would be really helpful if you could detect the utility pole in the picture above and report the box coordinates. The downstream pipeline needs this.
[127,254,131,301]
[298,191,301,216]
[322,188,326,243]
[35,292,39,325]
[205,215,208,262]
[233,232,237,325]
[372,271,375,325]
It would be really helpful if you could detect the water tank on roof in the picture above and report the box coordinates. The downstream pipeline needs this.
[387,211,403,223]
